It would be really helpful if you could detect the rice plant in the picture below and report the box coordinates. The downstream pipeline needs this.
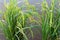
[0,0,39,40]
[41,0,50,40]
[41,0,60,40]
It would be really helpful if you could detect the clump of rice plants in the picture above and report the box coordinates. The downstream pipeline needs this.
[0,0,60,40]
[0,0,39,40]
[41,0,60,40]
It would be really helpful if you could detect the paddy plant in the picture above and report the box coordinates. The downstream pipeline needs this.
[0,0,39,40]
[41,0,60,40]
